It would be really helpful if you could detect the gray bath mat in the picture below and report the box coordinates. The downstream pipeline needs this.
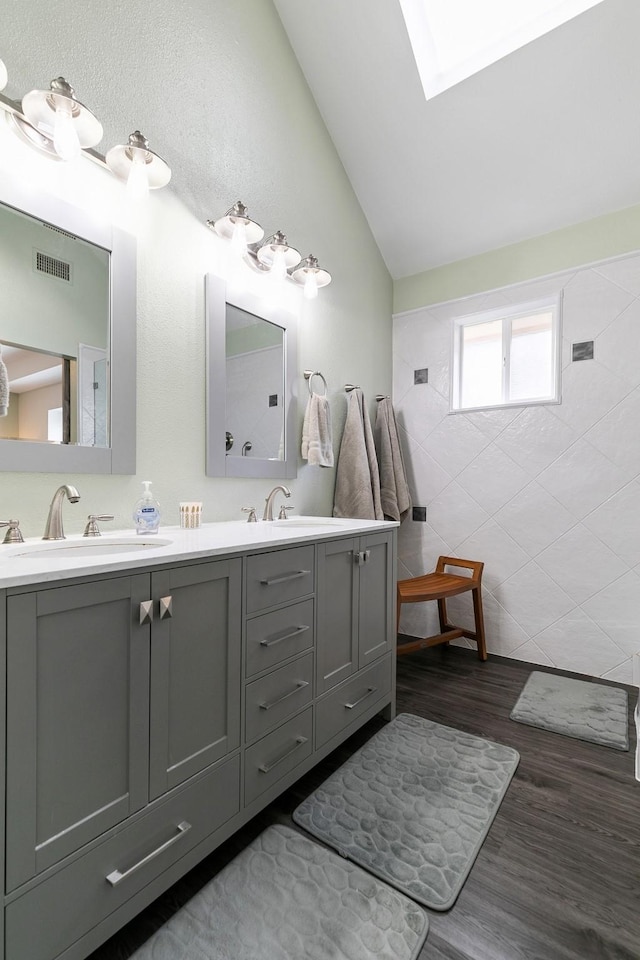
[293,713,519,911]
[511,671,629,750]
[130,823,428,960]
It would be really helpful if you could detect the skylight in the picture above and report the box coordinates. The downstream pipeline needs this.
[399,0,604,100]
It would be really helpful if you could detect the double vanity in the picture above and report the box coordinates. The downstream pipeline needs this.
[0,516,397,960]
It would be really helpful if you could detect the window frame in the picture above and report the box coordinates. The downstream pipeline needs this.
[450,293,562,413]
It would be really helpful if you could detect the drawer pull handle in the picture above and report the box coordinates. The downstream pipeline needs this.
[259,680,309,711]
[105,821,191,886]
[259,736,308,774]
[344,686,377,710]
[260,569,310,586]
[260,625,310,648]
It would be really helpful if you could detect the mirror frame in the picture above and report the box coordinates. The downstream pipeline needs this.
[205,273,298,479]
[0,172,136,474]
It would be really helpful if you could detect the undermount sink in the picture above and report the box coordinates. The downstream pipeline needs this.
[13,538,173,559]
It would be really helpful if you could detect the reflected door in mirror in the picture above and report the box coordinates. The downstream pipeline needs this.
[225,304,284,461]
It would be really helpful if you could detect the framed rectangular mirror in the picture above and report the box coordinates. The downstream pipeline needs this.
[0,172,136,473]
[205,273,298,479]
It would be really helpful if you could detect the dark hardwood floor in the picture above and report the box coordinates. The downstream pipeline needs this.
[89,648,640,960]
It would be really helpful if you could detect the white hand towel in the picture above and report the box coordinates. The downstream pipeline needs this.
[374,397,411,522]
[0,347,9,417]
[333,389,383,520]
[301,393,334,467]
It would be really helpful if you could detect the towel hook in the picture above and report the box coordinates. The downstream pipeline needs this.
[344,383,361,393]
[304,370,328,397]
[375,394,390,401]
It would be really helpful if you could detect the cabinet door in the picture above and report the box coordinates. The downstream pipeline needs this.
[316,538,358,695]
[358,531,394,668]
[6,575,150,892]
[149,559,241,800]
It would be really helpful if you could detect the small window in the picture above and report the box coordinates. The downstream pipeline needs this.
[450,295,561,412]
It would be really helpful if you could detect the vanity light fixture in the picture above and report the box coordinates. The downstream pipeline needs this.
[21,77,103,162]
[207,201,332,295]
[291,255,332,300]
[0,64,171,194]
[105,130,171,200]
[256,230,302,280]
[210,201,264,257]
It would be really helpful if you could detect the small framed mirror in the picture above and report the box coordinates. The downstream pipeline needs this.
[0,172,136,474]
[205,273,297,479]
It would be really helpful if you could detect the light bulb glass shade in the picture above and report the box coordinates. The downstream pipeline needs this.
[270,245,289,281]
[52,101,80,161]
[0,59,8,92]
[21,78,103,152]
[303,273,318,300]
[126,152,150,202]
[105,131,171,190]
[291,255,332,296]
[256,231,302,272]
[212,201,264,245]
[230,220,248,256]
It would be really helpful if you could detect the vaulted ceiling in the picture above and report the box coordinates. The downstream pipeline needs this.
[275,0,640,279]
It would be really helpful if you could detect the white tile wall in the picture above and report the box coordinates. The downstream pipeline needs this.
[393,252,640,681]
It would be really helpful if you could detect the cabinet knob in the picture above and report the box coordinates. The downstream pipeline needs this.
[159,596,173,620]
[139,600,154,625]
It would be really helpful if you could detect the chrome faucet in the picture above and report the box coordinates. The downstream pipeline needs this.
[43,484,81,540]
[262,485,291,521]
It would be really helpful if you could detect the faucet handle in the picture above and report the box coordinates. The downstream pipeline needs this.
[277,505,295,520]
[0,520,24,544]
[242,507,258,523]
[83,514,115,537]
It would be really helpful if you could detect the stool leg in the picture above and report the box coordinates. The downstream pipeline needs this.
[437,597,448,637]
[472,586,487,661]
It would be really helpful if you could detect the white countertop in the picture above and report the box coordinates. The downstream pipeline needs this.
[0,517,398,589]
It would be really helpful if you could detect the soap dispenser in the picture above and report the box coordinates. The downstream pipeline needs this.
[133,481,161,534]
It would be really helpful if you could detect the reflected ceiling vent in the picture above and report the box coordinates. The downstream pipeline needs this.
[34,250,72,282]
[43,222,77,240]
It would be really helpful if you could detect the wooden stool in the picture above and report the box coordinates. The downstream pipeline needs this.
[396,556,487,661]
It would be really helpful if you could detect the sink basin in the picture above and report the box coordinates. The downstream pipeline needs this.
[13,538,173,559]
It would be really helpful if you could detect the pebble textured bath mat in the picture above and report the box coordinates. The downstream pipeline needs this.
[293,713,519,911]
[511,671,629,750]
[130,823,428,960]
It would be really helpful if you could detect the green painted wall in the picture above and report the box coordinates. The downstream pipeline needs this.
[0,0,392,535]
[394,203,640,313]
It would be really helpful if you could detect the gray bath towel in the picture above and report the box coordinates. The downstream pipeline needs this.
[301,392,334,467]
[375,397,411,522]
[333,389,383,520]
[0,348,9,417]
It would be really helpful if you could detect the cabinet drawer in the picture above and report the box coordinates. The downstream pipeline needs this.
[244,708,313,806]
[246,545,315,614]
[245,652,314,743]
[316,656,392,750]
[246,598,314,677]
[5,755,241,960]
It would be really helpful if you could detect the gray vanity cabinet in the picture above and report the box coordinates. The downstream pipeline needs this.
[149,559,241,800]
[5,575,151,893]
[316,531,394,695]
[0,526,395,960]
[5,557,243,897]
